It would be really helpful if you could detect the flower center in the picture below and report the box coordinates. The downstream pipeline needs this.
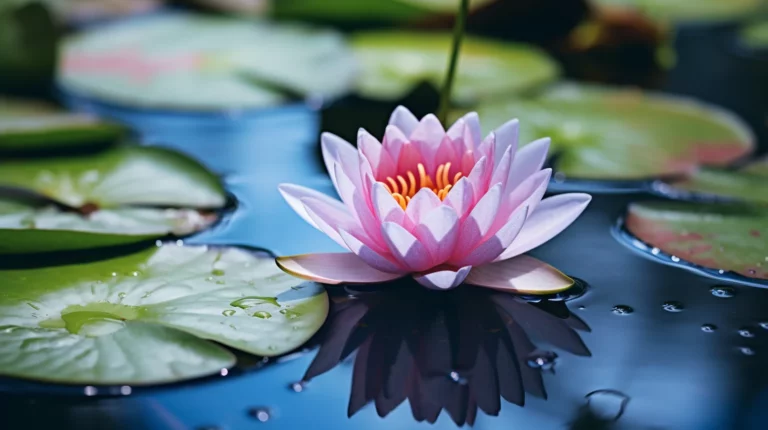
[380,162,463,209]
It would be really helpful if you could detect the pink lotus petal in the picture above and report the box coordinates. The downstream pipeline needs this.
[381,221,433,272]
[489,144,514,190]
[278,183,349,230]
[443,177,475,221]
[496,193,592,261]
[321,132,361,190]
[412,205,460,265]
[453,183,502,254]
[277,253,403,284]
[371,182,407,226]
[448,112,482,150]
[389,106,419,136]
[507,138,550,191]
[359,128,396,179]
[493,168,552,233]
[410,114,446,172]
[413,266,472,290]
[492,119,519,165]
[466,156,492,197]
[382,125,408,166]
[477,133,496,161]
[301,196,358,249]
[404,188,441,225]
[453,204,528,267]
[338,229,406,273]
[466,255,574,293]
[334,164,388,250]
[358,151,376,196]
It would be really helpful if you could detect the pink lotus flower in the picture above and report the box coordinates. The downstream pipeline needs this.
[277,106,591,292]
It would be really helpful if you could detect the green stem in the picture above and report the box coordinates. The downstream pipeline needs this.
[437,0,470,125]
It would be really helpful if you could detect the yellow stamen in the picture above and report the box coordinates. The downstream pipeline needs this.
[378,161,462,208]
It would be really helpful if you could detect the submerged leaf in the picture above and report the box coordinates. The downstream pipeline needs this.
[0,244,329,384]
[625,201,768,281]
[58,12,357,110]
[472,83,754,180]
[352,32,558,104]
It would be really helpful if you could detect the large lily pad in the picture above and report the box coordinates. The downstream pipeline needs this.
[351,31,559,105]
[624,201,768,282]
[0,98,124,151]
[0,244,329,385]
[0,145,226,253]
[471,83,754,181]
[594,0,764,23]
[660,158,768,205]
[58,12,357,110]
[272,0,495,23]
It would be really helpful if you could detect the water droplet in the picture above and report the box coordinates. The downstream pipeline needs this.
[279,309,299,319]
[84,386,98,396]
[526,351,558,371]
[759,322,768,330]
[111,272,118,277]
[740,347,756,356]
[155,240,163,247]
[578,306,586,310]
[670,256,681,263]
[585,390,629,421]
[651,248,660,255]
[118,292,126,299]
[718,270,726,274]
[120,386,132,395]
[176,240,184,246]
[662,301,684,312]
[739,328,755,338]
[212,269,225,276]
[253,311,272,319]
[612,305,633,315]
[248,407,272,422]
[205,277,214,282]
[554,172,566,183]
[216,280,226,285]
[26,303,40,310]
[222,310,236,317]
[701,324,717,333]
[448,371,468,385]
[289,381,307,392]
[131,271,140,277]
[710,286,736,298]
[141,292,151,299]
[230,296,279,309]
[749,269,757,275]
[220,368,229,376]
[62,311,126,337]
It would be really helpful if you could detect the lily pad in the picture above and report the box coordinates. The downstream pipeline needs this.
[739,20,768,50]
[0,145,226,253]
[58,12,357,110]
[660,158,768,205]
[351,31,559,105]
[0,1,57,96]
[471,83,754,181]
[0,98,124,151]
[594,0,764,23]
[272,0,495,23]
[624,201,768,282]
[0,244,329,384]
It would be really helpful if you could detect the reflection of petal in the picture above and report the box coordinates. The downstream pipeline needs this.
[499,310,547,399]
[472,344,501,416]
[348,336,372,417]
[496,335,524,406]
[376,340,411,417]
[303,300,369,381]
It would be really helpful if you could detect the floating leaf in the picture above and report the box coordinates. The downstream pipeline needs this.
[662,158,768,205]
[594,0,763,23]
[0,98,124,151]
[351,31,558,104]
[471,83,754,180]
[272,0,495,24]
[0,2,57,96]
[58,12,357,110]
[0,244,329,384]
[739,20,768,50]
[625,201,768,281]
[0,145,226,253]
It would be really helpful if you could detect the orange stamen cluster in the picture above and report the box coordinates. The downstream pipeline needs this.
[380,162,463,209]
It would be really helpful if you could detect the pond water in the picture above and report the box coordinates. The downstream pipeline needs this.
[2,24,768,430]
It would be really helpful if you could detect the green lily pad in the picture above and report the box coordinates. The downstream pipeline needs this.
[625,201,768,281]
[0,244,329,384]
[0,2,57,95]
[662,158,768,205]
[471,83,754,180]
[272,0,495,23]
[594,0,764,23]
[739,20,768,50]
[0,98,124,151]
[58,12,357,110]
[0,145,226,254]
[351,31,559,105]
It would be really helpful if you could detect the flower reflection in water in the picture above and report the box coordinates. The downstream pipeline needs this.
[302,281,591,426]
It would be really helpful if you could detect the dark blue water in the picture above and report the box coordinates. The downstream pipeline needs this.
[4,23,768,430]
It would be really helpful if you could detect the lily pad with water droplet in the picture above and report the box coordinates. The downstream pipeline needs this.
[351,31,559,105]
[660,158,768,205]
[594,0,764,23]
[273,0,495,24]
[471,83,754,181]
[0,145,226,254]
[58,12,357,110]
[0,98,124,152]
[624,201,768,282]
[0,244,329,385]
